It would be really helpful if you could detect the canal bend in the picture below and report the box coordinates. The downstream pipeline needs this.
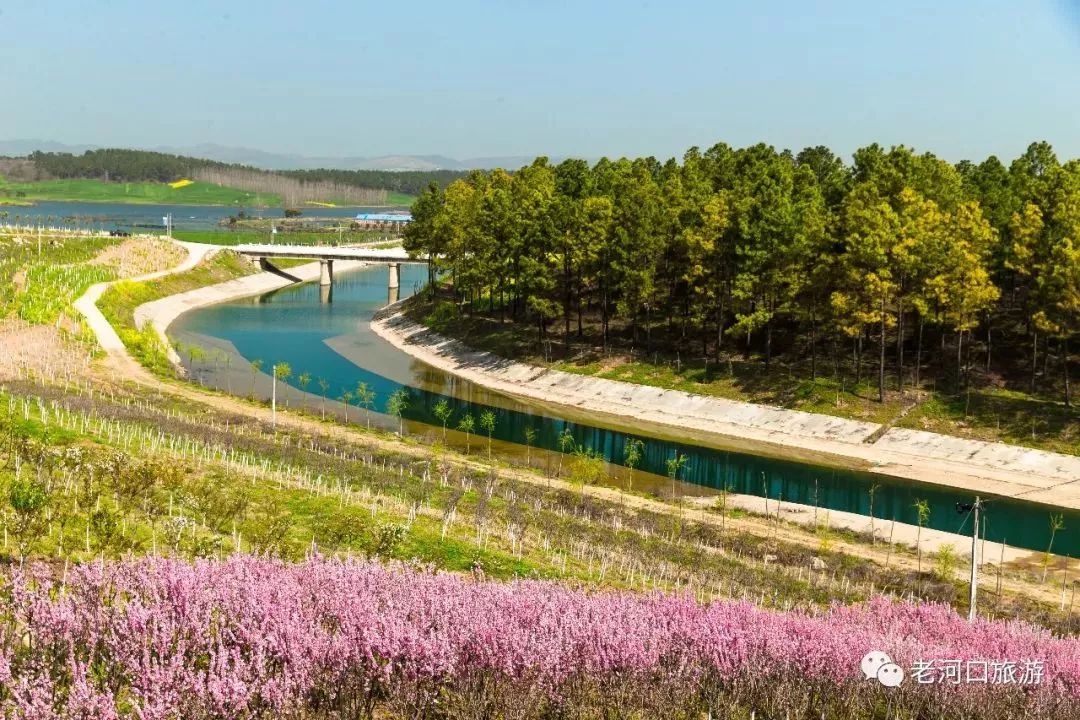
[170,264,1080,557]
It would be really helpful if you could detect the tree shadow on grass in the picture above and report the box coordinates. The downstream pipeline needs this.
[906,390,1080,452]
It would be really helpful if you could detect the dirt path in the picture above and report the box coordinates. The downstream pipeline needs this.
[73,240,216,359]
[3,237,206,382]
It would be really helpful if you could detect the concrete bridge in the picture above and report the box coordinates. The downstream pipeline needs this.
[231,244,426,292]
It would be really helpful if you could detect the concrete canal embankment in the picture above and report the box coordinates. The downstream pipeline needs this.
[372,309,1080,513]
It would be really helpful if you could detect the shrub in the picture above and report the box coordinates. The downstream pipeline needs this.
[0,556,1076,719]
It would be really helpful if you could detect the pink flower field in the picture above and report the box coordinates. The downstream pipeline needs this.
[0,556,1076,719]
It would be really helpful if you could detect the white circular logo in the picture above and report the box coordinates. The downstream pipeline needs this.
[877,662,905,687]
[861,650,892,680]
[861,650,906,687]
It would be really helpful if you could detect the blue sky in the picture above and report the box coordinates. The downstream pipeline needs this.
[2,0,1079,162]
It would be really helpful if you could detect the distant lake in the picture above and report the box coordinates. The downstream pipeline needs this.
[0,200,407,232]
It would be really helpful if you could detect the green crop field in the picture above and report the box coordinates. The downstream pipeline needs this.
[0,177,281,207]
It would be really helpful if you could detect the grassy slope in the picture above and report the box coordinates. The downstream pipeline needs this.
[0,381,966,614]
[0,243,1067,632]
[387,191,416,206]
[405,294,1080,457]
[5,366,1073,631]
[0,177,281,206]
[0,387,541,580]
[98,250,257,374]
[0,233,119,321]
[0,177,416,208]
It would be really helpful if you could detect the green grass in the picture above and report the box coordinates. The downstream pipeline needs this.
[550,357,911,426]
[407,293,903,425]
[405,293,1080,455]
[0,234,119,321]
[387,191,416,206]
[0,385,887,604]
[98,250,257,374]
[21,263,116,324]
[898,387,1080,455]
[0,177,281,206]
[4,360,1074,631]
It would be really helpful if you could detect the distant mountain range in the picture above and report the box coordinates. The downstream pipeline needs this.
[0,139,575,172]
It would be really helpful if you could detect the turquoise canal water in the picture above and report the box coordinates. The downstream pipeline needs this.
[170,264,1080,557]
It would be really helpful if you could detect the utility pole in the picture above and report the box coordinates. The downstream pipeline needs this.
[969,497,980,621]
[957,497,982,621]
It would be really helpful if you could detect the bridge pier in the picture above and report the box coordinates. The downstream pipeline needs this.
[232,246,426,300]
[387,262,401,305]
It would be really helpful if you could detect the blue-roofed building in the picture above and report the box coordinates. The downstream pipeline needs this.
[355,212,413,223]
